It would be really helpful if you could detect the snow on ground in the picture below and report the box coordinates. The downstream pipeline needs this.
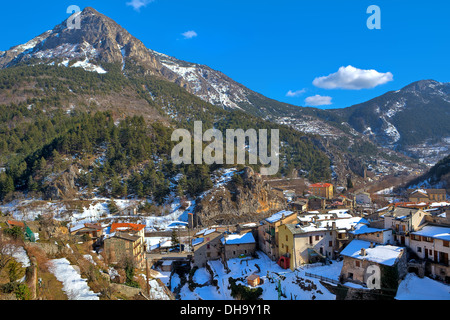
[0,168,236,235]
[157,251,450,301]
[83,254,96,265]
[47,258,99,300]
[164,251,337,300]
[3,244,31,268]
[396,273,450,300]
[376,186,394,195]
[193,267,211,285]
[148,279,171,300]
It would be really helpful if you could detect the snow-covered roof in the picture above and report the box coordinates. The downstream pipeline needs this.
[297,224,327,233]
[411,225,450,241]
[317,217,367,231]
[221,232,255,245]
[376,206,389,212]
[192,238,204,246]
[265,210,294,223]
[349,223,388,235]
[429,202,450,208]
[195,228,216,236]
[340,240,404,266]
[411,189,428,195]
[241,223,258,228]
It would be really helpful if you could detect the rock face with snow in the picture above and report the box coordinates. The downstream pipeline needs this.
[329,80,450,161]
[1,6,448,167]
[0,7,298,118]
[0,7,162,75]
[194,167,287,226]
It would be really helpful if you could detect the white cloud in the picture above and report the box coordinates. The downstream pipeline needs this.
[286,89,306,97]
[126,0,154,11]
[304,95,333,106]
[312,65,393,90]
[182,30,198,39]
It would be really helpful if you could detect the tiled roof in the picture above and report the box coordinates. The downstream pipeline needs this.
[7,220,25,228]
[309,183,333,188]
[110,222,145,233]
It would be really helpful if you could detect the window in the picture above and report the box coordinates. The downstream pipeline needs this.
[329,241,333,247]
[417,247,422,253]
[286,235,288,241]
[315,235,320,241]
[355,261,360,267]
[444,241,449,248]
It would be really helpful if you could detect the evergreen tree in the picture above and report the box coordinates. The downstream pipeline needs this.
[108,200,119,215]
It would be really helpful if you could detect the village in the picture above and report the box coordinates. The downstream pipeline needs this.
[0,177,449,300]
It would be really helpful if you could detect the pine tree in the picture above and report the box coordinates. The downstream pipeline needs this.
[171,229,180,250]
[108,200,119,214]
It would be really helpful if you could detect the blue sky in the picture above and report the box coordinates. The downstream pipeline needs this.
[0,0,449,109]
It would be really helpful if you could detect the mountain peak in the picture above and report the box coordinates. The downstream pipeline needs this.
[401,79,443,93]
[81,6,99,14]
[0,6,163,72]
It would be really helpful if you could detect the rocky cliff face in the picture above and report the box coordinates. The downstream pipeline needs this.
[0,7,174,77]
[43,165,79,200]
[194,167,287,227]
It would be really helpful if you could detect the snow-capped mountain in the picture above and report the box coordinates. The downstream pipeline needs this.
[327,80,450,162]
[1,7,448,164]
[0,7,298,118]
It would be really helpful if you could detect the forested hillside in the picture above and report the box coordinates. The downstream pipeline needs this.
[0,64,331,204]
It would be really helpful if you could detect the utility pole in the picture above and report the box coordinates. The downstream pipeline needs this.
[145,257,150,299]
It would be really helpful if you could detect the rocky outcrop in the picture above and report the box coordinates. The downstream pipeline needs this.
[194,167,287,227]
[43,165,79,200]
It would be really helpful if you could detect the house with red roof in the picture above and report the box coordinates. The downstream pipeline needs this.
[308,182,334,199]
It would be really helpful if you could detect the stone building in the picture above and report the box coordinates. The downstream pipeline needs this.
[104,222,146,268]
[308,183,334,200]
[191,228,225,268]
[339,239,407,287]
[104,232,146,268]
[409,225,450,283]
[355,192,372,206]
[221,232,256,260]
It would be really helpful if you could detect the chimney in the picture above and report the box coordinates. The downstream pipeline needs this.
[332,221,336,230]
[369,242,374,248]
[360,248,367,256]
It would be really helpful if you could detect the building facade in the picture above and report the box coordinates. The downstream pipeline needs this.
[258,210,297,261]
[309,183,334,200]
[409,225,450,283]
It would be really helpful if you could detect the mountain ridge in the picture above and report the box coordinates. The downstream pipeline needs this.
[0,6,445,181]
